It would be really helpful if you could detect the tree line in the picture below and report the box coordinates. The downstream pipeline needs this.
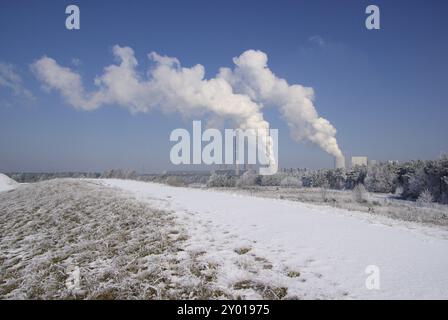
[207,155,448,204]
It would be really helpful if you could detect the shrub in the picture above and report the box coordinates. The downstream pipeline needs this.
[394,186,403,197]
[260,173,285,186]
[207,173,236,188]
[416,189,434,205]
[353,184,368,203]
[320,183,330,202]
[236,171,259,188]
[165,176,187,187]
[280,176,302,188]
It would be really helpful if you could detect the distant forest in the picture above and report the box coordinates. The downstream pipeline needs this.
[7,155,448,204]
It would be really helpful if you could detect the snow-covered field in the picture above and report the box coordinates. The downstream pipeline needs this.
[1,178,448,299]
[99,179,448,299]
[213,186,448,226]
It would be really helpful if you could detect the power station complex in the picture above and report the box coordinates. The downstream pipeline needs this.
[334,155,373,169]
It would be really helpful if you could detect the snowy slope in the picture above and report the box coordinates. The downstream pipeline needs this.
[0,179,203,299]
[100,179,448,299]
[0,173,18,192]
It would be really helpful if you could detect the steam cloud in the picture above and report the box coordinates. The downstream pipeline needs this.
[218,50,344,164]
[31,45,343,164]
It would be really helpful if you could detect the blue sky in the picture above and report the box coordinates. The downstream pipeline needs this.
[0,0,447,172]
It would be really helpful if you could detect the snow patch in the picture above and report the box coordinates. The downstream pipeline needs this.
[0,173,18,193]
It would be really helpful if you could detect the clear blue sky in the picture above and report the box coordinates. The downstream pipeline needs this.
[1,0,447,172]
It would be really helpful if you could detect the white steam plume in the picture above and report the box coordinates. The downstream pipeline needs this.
[218,50,344,164]
[31,45,275,165]
[31,46,342,165]
[31,46,268,131]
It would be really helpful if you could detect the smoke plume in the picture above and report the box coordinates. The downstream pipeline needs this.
[218,50,344,165]
[31,46,342,164]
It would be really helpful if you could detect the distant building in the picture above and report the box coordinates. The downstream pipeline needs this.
[368,159,378,166]
[351,156,368,167]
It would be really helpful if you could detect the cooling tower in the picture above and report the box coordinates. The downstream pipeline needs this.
[334,155,345,169]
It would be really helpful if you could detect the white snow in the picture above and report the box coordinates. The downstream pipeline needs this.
[99,179,448,300]
[0,173,18,192]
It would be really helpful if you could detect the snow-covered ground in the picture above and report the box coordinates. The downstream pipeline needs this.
[213,186,448,226]
[0,173,18,193]
[2,178,448,299]
[1,179,219,299]
[99,179,448,299]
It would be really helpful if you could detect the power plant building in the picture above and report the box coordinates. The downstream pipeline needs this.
[351,156,368,167]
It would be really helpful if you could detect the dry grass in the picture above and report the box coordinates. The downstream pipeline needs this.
[0,179,225,299]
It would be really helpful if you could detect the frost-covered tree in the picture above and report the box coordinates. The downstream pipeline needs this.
[393,156,448,203]
[408,167,427,199]
[345,166,367,190]
[207,173,236,187]
[353,183,368,203]
[280,176,302,187]
[100,169,137,180]
[260,173,286,186]
[236,170,259,188]
[416,189,434,205]
[364,164,396,193]
[306,170,329,188]
[326,168,346,190]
